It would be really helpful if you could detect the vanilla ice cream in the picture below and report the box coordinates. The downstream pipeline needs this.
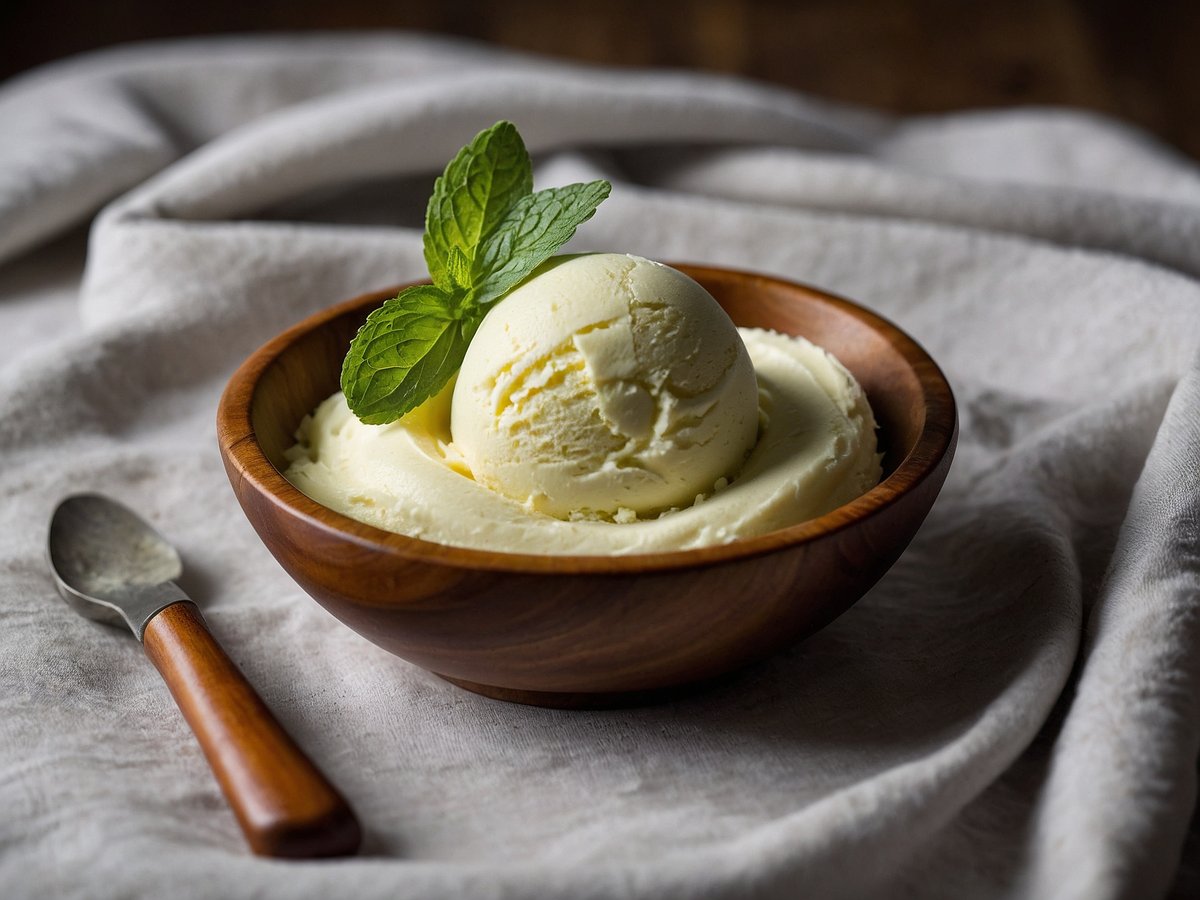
[284,255,883,556]
[451,254,759,519]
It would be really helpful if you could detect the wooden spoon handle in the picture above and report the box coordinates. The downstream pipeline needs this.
[142,602,361,858]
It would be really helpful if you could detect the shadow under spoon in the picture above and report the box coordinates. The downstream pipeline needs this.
[47,493,362,858]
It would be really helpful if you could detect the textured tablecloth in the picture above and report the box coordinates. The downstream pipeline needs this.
[2,34,1198,900]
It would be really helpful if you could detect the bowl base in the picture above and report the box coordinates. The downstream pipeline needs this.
[435,674,710,709]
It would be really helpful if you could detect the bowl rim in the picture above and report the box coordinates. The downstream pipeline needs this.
[217,263,957,575]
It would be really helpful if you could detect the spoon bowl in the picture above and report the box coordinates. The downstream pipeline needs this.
[49,494,186,637]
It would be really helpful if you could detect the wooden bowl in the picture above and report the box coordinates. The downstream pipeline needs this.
[217,265,956,708]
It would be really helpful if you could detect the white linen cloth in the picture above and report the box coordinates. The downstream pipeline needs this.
[1,34,1198,900]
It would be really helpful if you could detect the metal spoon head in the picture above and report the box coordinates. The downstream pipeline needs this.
[48,493,189,640]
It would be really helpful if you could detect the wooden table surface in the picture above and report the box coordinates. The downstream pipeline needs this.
[1,0,1196,162]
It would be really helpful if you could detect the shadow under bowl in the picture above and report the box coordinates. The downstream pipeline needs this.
[217,264,957,708]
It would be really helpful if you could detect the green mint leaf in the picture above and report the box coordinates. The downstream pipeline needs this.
[423,121,533,290]
[446,247,473,291]
[341,284,479,425]
[473,179,611,306]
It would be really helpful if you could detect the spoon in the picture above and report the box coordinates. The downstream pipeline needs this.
[47,493,361,858]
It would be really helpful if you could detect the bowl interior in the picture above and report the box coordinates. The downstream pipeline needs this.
[250,266,927,494]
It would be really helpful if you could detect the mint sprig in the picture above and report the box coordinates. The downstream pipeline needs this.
[341,121,610,425]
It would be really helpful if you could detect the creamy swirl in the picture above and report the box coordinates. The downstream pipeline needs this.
[284,328,881,555]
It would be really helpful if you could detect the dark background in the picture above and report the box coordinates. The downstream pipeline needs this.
[2,0,1197,161]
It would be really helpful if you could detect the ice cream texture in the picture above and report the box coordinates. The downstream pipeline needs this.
[451,254,759,519]
[285,255,883,555]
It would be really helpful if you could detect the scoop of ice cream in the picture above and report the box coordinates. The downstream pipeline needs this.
[450,253,760,519]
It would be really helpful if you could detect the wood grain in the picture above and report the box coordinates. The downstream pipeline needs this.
[216,265,957,706]
[142,602,362,857]
[4,1,1197,162]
